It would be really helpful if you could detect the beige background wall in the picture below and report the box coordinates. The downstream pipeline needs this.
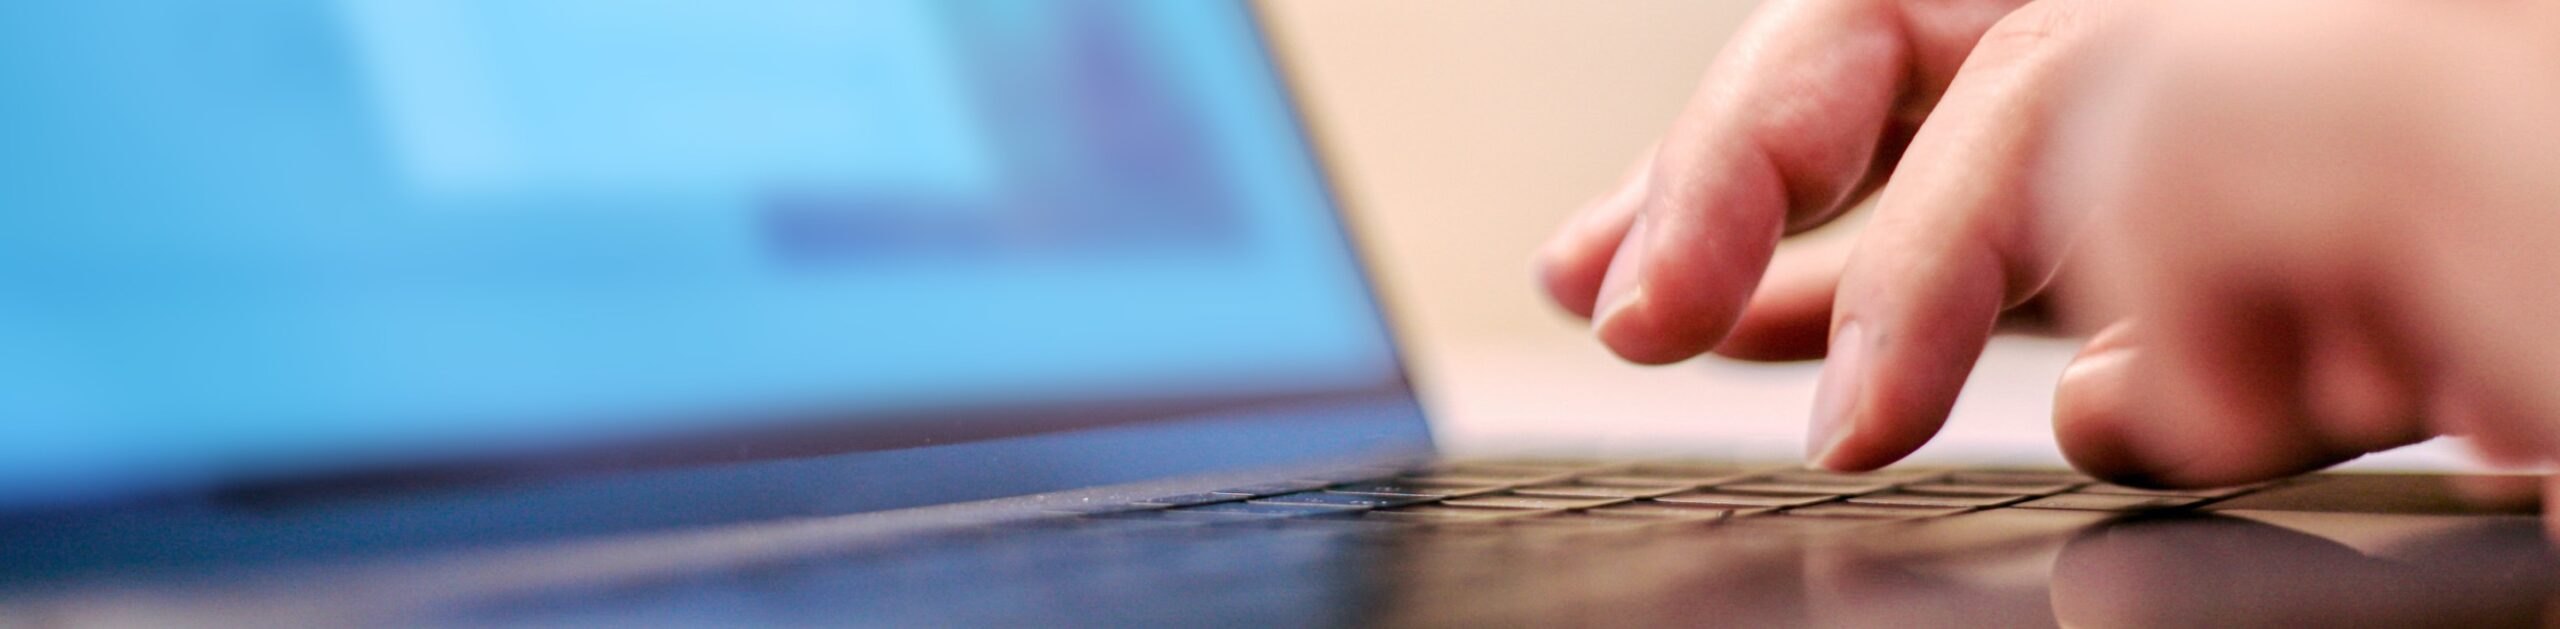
[1254,1,2482,470]
[1259,1,1745,353]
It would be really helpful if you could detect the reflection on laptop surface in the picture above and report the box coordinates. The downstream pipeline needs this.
[0,2,2551,626]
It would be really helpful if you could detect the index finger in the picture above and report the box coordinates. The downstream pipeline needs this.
[1553,0,2030,364]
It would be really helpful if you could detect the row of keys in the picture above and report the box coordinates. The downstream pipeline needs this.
[1084,462,2262,529]
[1103,487,2206,529]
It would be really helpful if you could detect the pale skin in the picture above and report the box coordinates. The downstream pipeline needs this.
[1536,0,2560,529]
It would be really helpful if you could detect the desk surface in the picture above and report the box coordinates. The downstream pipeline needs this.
[1417,334,2493,472]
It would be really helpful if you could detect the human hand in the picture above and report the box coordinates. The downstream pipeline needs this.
[1536,0,2560,502]
[2040,0,2560,495]
[1535,0,2139,469]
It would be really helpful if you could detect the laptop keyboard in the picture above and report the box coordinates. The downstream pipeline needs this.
[1079,460,2272,530]
[445,461,2287,625]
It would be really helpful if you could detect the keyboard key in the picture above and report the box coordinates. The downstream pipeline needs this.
[1716,481,1895,496]
[1721,514,1889,536]
[1441,495,1630,510]
[1585,503,1744,521]
[1443,459,1628,474]
[1042,500,1169,515]
[1392,470,1566,485]
[1330,481,1506,498]
[1652,492,1835,508]
[1783,503,1973,520]
[1512,484,1690,499]
[1900,482,2075,497]
[1291,466,1418,483]
[1134,493,1252,508]
[1428,463,1601,481]
[1577,473,1732,488]
[1763,469,1944,485]
[1505,513,1665,533]
[1077,510,1218,528]
[1363,504,1557,523]
[1209,480,1332,497]
[2013,494,2205,511]
[1162,501,1367,520]
[1945,470,2094,486]
[1631,462,1758,476]
[2078,483,2257,499]
[1252,492,1438,509]
[1847,492,2025,508]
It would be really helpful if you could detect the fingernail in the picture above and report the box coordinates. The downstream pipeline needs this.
[1808,320,1868,466]
[1592,218,1650,329]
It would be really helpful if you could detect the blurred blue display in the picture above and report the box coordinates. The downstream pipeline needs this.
[0,1,1398,504]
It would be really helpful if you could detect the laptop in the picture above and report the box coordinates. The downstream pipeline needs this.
[2,1,2551,626]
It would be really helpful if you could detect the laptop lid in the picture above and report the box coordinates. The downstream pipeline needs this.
[0,0,1430,566]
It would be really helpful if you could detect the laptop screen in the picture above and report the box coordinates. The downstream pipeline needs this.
[0,1,1410,507]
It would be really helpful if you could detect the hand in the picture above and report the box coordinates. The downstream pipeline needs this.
[1536,0,2560,505]
[1536,0,2142,470]
[2042,0,2560,494]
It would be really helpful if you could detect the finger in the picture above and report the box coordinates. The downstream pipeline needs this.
[2048,0,2487,487]
[2052,322,2143,477]
[1712,219,2068,364]
[2050,83,2349,487]
[2000,251,2103,337]
[1712,232,1851,362]
[1808,0,2117,469]
[2053,315,2404,485]
[2295,305,2428,455]
[2079,287,2354,487]
[2431,382,2560,470]
[2063,119,2375,488]
[1589,0,2030,365]
[2058,320,2441,488]
[1537,149,1656,319]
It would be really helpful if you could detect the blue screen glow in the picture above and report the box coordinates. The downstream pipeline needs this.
[0,0,1400,505]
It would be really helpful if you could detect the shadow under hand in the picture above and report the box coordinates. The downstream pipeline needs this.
[2051,513,2560,628]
